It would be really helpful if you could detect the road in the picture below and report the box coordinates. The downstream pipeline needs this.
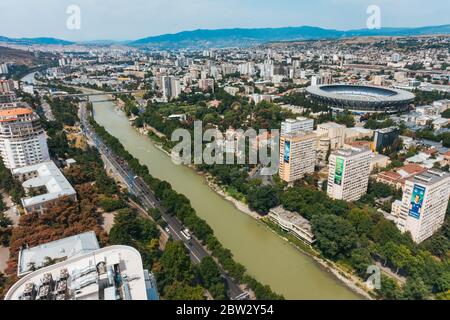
[78,103,248,300]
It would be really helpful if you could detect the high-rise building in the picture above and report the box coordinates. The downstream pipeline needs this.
[281,117,314,135]
[161,76,181,100]
[0,92,16,104]
[0,79,14,93]
[327,148,371,201]
[316,122,345,149]
[0,107,50,169]
[397,170,450,243]
[0,63,9,75]
[198,78,215,92]
[279,131,317,183]
[5,240,158,300]
[315,122,346,162]
[373,127,400,153]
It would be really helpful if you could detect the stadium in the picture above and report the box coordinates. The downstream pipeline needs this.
[306,84,415,115]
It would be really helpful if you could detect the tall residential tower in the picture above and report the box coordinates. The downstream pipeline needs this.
[327,148,371,202]
[397,170,450,243]
[0,107,50,169]
[279,131,317,183]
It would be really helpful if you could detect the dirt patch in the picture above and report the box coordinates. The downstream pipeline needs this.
[0,246,10,273]
[102,212,117,234]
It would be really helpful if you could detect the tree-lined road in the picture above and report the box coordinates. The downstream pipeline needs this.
[78,102,248,300]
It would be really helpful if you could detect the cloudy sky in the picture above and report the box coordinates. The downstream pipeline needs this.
[1,0,449,41]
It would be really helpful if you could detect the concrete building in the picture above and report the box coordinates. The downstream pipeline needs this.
[12,161,77,214]
[397,170,450,243]
[373,127,400,153]
[0,92,16,104]
[281,117,314,135]
[376,163,426,189]
[269,206,315,244]
[5,243,156,300]
[279,131,317,183]
[327,148,371,201]
[0,79,14,93]
[0,63,9,75]
[198,78,215,92]
[17,231,100,277]
[316,122,345,149]
[315,122,346,162]
[224,86,239,96]
[0,107,50,169]
[161,75,181,100]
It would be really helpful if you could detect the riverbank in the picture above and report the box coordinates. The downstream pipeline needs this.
[261,219,374,300]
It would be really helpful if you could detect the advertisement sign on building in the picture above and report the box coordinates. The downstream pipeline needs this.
[334,157,344,185]
[284,141,291,163]
[409,184,426,220]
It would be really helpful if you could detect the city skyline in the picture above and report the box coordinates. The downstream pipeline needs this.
[0,0,450,41]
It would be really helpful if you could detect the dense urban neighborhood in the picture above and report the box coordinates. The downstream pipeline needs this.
[0,29,450,302]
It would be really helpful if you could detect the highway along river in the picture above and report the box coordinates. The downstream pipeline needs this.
[91,95,361,300]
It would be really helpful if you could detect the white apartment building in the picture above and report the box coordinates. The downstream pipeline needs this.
[0,107,50,169]
[269,206,315,244]
[316,122,345,149]
[281,117,314,135]
[161,75,181,99]
[198,78,215,92]
[12,160,77,214]
[279,131,317,183]
[397,170,450,243]
[327,148,371,202]
[5,244,154,300]
[315,122,346,162]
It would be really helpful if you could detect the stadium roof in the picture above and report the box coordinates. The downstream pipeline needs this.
[306,84,415,104]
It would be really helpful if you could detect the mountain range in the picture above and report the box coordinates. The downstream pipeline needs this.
[1,24,449,49]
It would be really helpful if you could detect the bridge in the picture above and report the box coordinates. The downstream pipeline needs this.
[52,90,143,100]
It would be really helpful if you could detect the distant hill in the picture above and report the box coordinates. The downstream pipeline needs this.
[0,46,56,70]
[0,36,74,46]
[131,24,450,49]
[1,24,449,49]
[0,46,38,65]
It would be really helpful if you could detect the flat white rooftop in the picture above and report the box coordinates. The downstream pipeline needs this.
[17,231,100,277]
[6,245,148,300]
[12,161,76,208]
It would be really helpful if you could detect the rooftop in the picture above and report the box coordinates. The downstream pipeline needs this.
[270,206,313,234]
[411,169,450,186]
[318,122,346,129]
[6,245,149,301]
[333,147,370,158]
[307,84,415,103]
[17,231,100,277]
[375,126,399,134]
[0,107,33,121]
[12,161,76,208]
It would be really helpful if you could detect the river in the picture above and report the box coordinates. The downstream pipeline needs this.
[21,72,38,85]
[90,94,361,300]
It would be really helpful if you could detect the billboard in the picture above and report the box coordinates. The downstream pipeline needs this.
[284,141,291,163]
[409,184,426,220]
[334,157,344,185]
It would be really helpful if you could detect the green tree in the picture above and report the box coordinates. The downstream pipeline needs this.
[376,275,401,300]
[163,281,205,300]
[247,185,279,215]
[311,214,358,260]
[159,241,195,284]
[349,247,372,277]
[402,277,431,300]
[197,256,226,300]
[346,208,374,236]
